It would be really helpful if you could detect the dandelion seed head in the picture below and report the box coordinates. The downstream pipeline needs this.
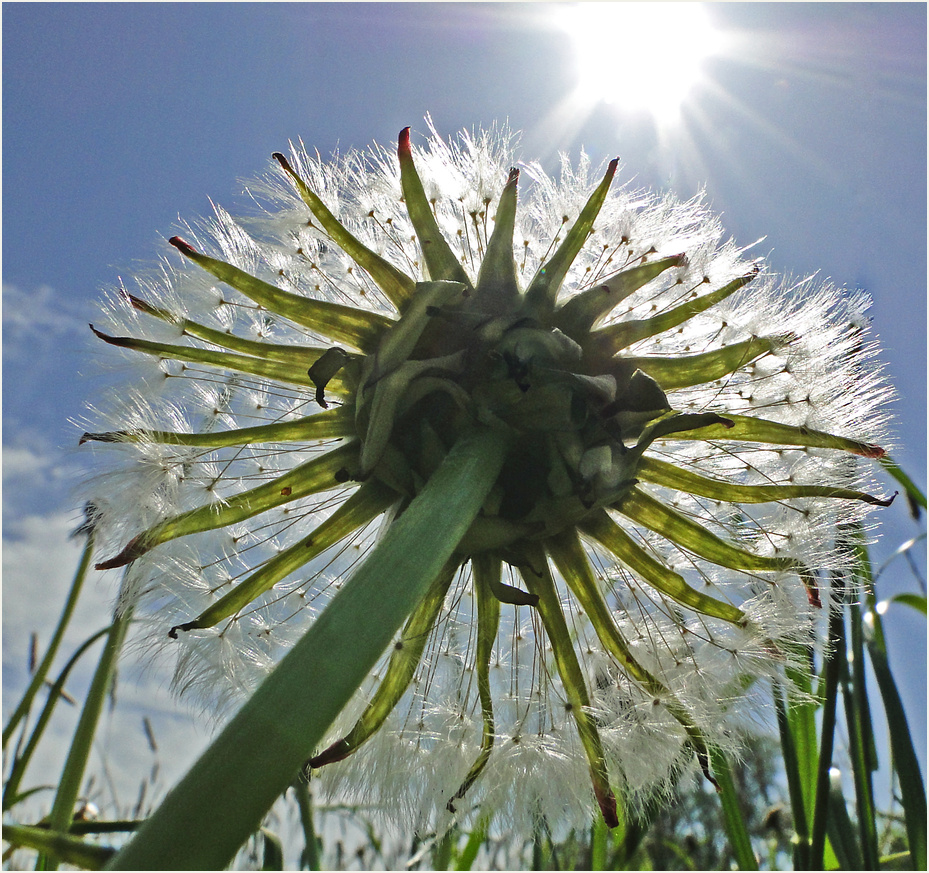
[85,118,893,833]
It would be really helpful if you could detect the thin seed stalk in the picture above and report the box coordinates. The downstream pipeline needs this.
[105,425,511,871]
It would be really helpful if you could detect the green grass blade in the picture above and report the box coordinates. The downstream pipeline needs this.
[104,425,510,870]
[2,530,95,750]
[773,682,809,869]
[259,827,284,870]
[879,454,927,514]
[888,592,927,615]
[3,823,114,870]
[41,604,134,870]
[852,517,927,868]
[825,769,864,871]
[453,814,490,871]
[709,746,758,870]
[844,602,880,870]
[291,779,321,872]
[868,638,927,869]
[3,626,111,812]
[809,602,843,871]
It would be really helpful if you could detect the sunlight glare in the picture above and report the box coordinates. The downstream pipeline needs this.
[555,3,722,123]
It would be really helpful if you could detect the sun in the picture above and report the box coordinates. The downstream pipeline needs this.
[555,2,723,123]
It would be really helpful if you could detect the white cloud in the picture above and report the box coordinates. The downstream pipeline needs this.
[2,445,51,482]
[2,282,87,341]
[2,507,208,824]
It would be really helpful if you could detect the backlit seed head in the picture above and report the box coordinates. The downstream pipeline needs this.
[85,118,892,834]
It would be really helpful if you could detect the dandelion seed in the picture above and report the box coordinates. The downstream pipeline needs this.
[84,118,893,834]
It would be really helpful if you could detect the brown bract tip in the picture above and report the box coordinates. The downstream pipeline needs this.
[861,443,886,459]
[168,236,196,256]
[307,738,352,769]
[79,431,126,445]
[168,621,198,639]
[126,293,154,314]
[595,784,620,829]
[272,152,292,172]
[398,126,411,156]
[95,534,147,570]
[695,747,721,791]
[875,491,897,508]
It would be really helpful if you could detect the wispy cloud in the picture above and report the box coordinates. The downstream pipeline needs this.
[3,282,87,340]
[2,504,207,822]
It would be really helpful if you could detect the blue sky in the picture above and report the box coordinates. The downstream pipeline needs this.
[3,0,925,837]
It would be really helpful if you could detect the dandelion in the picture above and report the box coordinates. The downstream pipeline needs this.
[83,120,892,834]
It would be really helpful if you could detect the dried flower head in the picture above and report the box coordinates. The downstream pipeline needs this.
[84,119,892,833]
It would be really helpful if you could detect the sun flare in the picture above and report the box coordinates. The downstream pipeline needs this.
[555,2,722,122]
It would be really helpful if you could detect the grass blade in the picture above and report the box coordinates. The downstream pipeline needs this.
[809,601,843,871]
[774,683,809,869]
[40,602,134,870]
[2,529,95,750]
[709,746,758,870]
[3,823,114,870]
[868,639,927,869]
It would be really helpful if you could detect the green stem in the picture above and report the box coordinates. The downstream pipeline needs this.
[40,601,133,870]
[3,626,112,812]
[853,522,927,868]
[843,602,879,870]
[3,530,95,750]
[809,601,843,870]
[773,683,809,870]
[4,823,115,870]
[291,779,320,872]
[868,641,927,869]
[105,425,511,870]
[710,746,758,870]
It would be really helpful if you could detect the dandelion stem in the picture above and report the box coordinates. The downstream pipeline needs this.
[105,425,511,871]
